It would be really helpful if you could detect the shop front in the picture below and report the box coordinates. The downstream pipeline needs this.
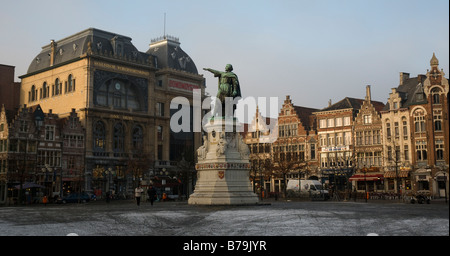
[349,172,384,192]
[383,169,411,194]
[435,171,448,199]
[414,168,449,199]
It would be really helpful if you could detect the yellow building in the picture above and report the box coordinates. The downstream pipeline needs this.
[19,28,205,196]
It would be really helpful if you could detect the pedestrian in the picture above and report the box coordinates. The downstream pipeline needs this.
[147,185,157,206]
[135,185,144,206]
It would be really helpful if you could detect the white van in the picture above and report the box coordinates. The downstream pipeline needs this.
[287,179,329,200]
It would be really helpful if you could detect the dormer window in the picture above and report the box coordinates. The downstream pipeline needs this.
[393,102,398,109]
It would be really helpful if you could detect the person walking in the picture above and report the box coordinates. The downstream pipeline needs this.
[147,185,157,206]
[134,185,144,206]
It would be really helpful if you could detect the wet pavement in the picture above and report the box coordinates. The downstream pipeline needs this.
[0,199,448,236]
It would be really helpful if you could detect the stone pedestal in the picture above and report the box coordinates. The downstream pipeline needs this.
[188,118,259,205]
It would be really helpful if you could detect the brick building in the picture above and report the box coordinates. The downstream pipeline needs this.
[381,53,449,198]
[313,95,385,192]
[0,64,20,112]
[350,85,386,193]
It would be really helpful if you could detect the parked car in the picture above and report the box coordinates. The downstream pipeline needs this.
[57,193,91,204]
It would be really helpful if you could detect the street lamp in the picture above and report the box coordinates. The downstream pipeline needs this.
[363,165,367,203]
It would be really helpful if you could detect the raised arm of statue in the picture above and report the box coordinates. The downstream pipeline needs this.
[203,68,222,77]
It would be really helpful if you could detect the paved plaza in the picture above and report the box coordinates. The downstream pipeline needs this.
[0,199,448,237]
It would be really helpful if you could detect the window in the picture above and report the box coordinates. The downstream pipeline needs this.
[157,125,163,140]
[327,118,334,128]
[356,131,362,145]
[373,130,381,144]
[320,135,327,146]
[54,78,61,96]
[113,92,122,108]
[431,88,441,104]
[434,111,442,131]
[66,74,75,92]
[335,118,343,127]
[344,132,351,145]
[132,126,143,150]
[394,122,399,137]
[38,150,61,167]
[404,145,409,161]
[344,116,351,126]
[327,133,335,146]
[386,121,391,138]
[402,117,408,139]
[393,102,398,109]
[30,85,37,101]
[42,82,49,98]
[157,102,165,117]
[113,123,124,152]
[436,140,444,160]
[319,119,327,128]
[416,140,427,161]
[45,125,55,141]
[157,144,163,160]
[336,132,343,145]
[20,120,28,132]
[93,121,105,150]
[364,115,372,124]
[310,144,316,160]
[414,110,426,133]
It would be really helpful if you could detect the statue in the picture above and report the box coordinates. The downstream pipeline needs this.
[203,64,241,117]
[197,135,209,160]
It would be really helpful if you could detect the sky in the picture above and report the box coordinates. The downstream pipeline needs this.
[1,0,448,121]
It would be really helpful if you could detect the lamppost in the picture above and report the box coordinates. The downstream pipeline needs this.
[105,167,115,194]
[363,165,367,203]
[41,165,50,197]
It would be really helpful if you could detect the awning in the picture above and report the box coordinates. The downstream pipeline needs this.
[349,174,384,181]
[14,182,45,189]
[384,170,410,178]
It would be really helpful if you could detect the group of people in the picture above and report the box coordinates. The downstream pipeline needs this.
[134,185,159,206]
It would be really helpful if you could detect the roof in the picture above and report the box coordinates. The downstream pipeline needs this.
[293,105,319,130]
[147,35,198,74]
[25,28,152,75]
[382,76,429,111]
[318,97,385,113]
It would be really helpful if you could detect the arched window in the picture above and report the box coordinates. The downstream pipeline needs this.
[31,85,36,101]
[113,123,124,152]
[431,88,441,104]
[132,125,143,150]
[42,82,48,98]
[93,121,106,151]
[95,78,142,111]
[413,110,426,133]
[67,74,75,92]
[385,119,391,138]
[54,78,61,96]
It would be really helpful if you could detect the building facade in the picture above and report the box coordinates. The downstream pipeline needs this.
[351,86,386,193]
[0,104,85,204]
[18,28,205,199]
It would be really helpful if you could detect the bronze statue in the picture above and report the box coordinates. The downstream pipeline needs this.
[204,64,241,117]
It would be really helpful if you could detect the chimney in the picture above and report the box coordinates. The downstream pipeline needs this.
[365,85,371,102]
[50,40,57,66]
[328,99,332,107]
[399,72,410,86]
[417,74,426,83]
